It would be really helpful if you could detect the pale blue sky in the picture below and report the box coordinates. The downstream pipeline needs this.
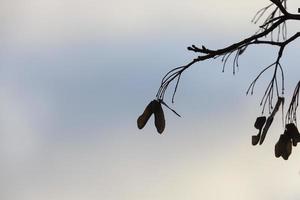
[1,0,300,200]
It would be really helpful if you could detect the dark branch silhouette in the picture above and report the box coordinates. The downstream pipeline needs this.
[137,0,300,160]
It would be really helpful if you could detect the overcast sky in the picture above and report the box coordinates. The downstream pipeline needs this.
[1,0,300,200]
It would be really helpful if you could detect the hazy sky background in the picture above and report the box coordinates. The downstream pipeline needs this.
[1,0,300,200]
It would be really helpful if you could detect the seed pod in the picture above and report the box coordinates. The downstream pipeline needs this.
[282,139,292,160]
[275,133,292,160]
[259,116,273,145]
[286,123,300,147]
[261,97,284,145]
[137,100,156,129]
[153,101,165,134]
[275,135,284,158]
[252,116,266,146]
[254,116,266,130]
[275,134,288,158]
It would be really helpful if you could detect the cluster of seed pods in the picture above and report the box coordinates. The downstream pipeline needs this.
[275,123,300,160]
[251,97,299,160]
[252,116,300,160]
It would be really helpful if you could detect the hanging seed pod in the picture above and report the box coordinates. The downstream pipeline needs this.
[275,134,285,158]
[137,100,156,129]
[259,116,273,145]
[275,133,292,160]
[281,134,292,160]
[285,123,300,147]
[153,100,165,134]
[260,97,284,145]
[254,116,266,130]
[275,133,289,158]
[252,116,266,145]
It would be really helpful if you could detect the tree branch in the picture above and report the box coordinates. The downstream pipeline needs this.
[141,0,300,160]
[270,0,288,15]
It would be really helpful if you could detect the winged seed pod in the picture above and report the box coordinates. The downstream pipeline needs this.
[259,97,284,145]
[153,101,165,134]
[259,116,274,145]
[282,139,292,160]
[285,123,300,147]
[137,100,165,134]
[275,134,285,158]
[254,116,266,130]
[275,132,292,160]
[137,100,156,129]
[252,116,266,145]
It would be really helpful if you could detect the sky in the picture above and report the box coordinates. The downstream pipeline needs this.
[1,0,300,200]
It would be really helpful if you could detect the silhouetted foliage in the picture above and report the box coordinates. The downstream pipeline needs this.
[138,0,300,160]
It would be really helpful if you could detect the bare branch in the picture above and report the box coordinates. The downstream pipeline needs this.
[270,0,288,15]
[139,0,300,159]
